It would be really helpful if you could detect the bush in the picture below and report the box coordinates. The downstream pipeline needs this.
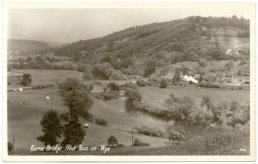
[108,135,118,147]
[204,130,250,154]
[95,118,108,127]
[187,108,213,126]
[167,128,187,143]
[22,73,32,86]
[135,126,164,137]
[107,82,120,91]
[134,138,150,146]
[164,94,195,121]
[160,79,168,88]
[125,88,142,102]
[8,142,14,152]
[60,63,74,70]
[101,92,120,101]
[83,70,93,80]
[198,82,220,88]
[33,85,46,89]
[144,60,156,77]
[136,80,147,87]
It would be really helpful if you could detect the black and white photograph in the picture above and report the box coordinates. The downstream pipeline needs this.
[2,2,256,161]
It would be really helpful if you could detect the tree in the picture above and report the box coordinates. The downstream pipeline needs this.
[77,64,87,72]
[35,56,44,64]
[21,74,32,86]
[167,128,186,143]
[160,79,168,88]
[37,109,63,146]
[144,60,156,77]
[173,68,181,84]
[164,94,195,121]
[187,107,213,126]
[59,78,93,121]
[59,78,93,146]
[201,96,214,112]
[27,56,33,63]
[125,88,142,102]
[107,135,118,147]
[199,74,203,82]
[107,82,120,91]
[230,101,238,114]
[83,70,93,80]
[8,142,14,152]
[209,46,225,60]
[61,119,85,146]
[136,80,147,87]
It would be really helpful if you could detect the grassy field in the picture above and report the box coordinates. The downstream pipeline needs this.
[8,88,171,154]
[7,69,250,155]
[9,69,83,86]
[139,86,249,109]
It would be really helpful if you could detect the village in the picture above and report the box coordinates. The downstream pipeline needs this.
[7,66,250,95]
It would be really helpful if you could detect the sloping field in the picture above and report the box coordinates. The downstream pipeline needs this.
[11,69,83,86]
[8,88,170,154]
[139,86,249,109]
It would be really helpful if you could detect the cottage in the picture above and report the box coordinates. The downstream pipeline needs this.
[181,75,198,84]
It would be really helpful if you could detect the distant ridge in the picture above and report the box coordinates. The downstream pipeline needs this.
[8,39,62,52]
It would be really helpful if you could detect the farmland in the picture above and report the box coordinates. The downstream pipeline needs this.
[8,69,83,87]
[7,69,250,155]
[139,86,249,109]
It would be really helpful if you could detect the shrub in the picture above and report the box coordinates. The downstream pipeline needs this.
[81,111,94,122]
[136,80,147,87]
[8,142,14,152]
[198,82,220,88]
[164,94,195,121]
[187,108,213,126]
[120,82,137,90]
[60,63,74,70]
[108,135,118,147]
[107,82,120,91]
[92,62,112,79]
[167,128,187,143]
[144,60,156,77]
[204,130,250,154]
[125,88,142,102]
[101,92,119,101]
[95,118,108,127]
[134,126,164,137]
[227,103,250,127]
[22,73,32,86]
[33,85,47,89]
[160,79,168,88]
[83,70,93,80]
[134,138,150,146]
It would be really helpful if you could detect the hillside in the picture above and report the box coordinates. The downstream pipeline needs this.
[52,16,250,79]
[8,39,61,52]
[10,16,250,80]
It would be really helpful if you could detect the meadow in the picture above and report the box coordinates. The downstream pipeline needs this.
[8,87,171,154]
[139,86,250,109]
[7,69,250,155]
[9,69,83,86]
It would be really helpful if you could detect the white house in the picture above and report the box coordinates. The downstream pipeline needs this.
[181,75,198,84]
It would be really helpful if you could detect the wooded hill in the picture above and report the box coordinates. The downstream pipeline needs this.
[11,16,249,80]
[8,39,61,52]
[53,16,249,79]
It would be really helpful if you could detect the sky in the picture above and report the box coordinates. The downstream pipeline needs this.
[7,3,254,43]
